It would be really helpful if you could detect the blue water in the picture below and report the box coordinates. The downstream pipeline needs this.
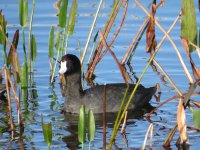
[0,0,200,149]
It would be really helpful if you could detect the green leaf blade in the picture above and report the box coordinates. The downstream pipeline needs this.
[41,115,53,147]
[192,109,200,129]
[88,109,95,142]
[31,34,37,61]
[55,28,60,51]
[59,0,68,28]
[78,105,86,144]
[19,0,28,27]
[0,12,7,45]
[49,27,54,58]
[21,62,28,88]
[68,0,77,36]
[181,0,197,52]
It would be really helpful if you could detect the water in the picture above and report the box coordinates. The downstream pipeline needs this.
[0,0,200,149]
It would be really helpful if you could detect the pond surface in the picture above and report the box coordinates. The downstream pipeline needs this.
[0,0,200,149]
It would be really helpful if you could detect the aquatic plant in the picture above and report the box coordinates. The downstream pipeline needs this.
[0,0,199,149]
[78,105,96,150]
[41,114,53,150]
[78,105,86,149]
[50,0,77,83]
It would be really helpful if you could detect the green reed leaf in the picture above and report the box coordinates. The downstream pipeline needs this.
[19,0,28,27]
[55,28,60,51]
[21,61,28,88]
[88,109,95,142]
[192,109,200,129]
[41,115,52,148]
[181,0,197,52]
[78,105,86,144]
[31,34,37,61]
[68,0,77,36]
[0,12,7,45]
[59,0,68,28]
[49,27,54,58]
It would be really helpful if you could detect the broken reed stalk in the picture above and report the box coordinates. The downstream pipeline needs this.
[81,0,103,64]
[100,0,128,61]
[135,0,194,84]
[103,83,106,150]
[3,67,15,140]
[99,30,128,84]
[142,123,153,150]
[86,0,124,79]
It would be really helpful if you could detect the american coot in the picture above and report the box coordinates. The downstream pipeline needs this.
[59,54,156,114]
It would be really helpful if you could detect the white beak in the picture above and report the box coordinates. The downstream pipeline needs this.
[59,61,67,74]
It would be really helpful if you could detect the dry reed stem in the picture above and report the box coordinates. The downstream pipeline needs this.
[100,0,128,61]
[146,95,181,119]
[86,0,124,79]
[147,11,182,94]
[190,99,200,108]
[103,83,106,150]
[188,40,200,59]
[121,17,149,64]
[3,67,15,140]
[148,12,183,95]
[177,99,188,144]
[163,124,178,147]
[150,123,153,149]
[188,40,200,52]
[99,30,128,84]
[135,0,194,84]
[153,60,182,96]
[6,69,24,128]
[142,123,153,150]
[120,111,128,134]
[122,0,165,64]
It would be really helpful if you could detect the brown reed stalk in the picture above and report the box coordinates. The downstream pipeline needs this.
[3,67,15,140]
[122,0,165,64]
[147,11,182,95]
[122,18,149,64]
[146,95,181,119]
[86,0,124,79]
[103,83,106,150]
[153,60,182,96]
[135,0,194,84]
[163,124,178,147]
[100,0,128,61]
[6,68,24,129]
[99,30,128,84]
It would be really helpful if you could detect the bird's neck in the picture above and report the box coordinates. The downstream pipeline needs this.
[64,72,83,98]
